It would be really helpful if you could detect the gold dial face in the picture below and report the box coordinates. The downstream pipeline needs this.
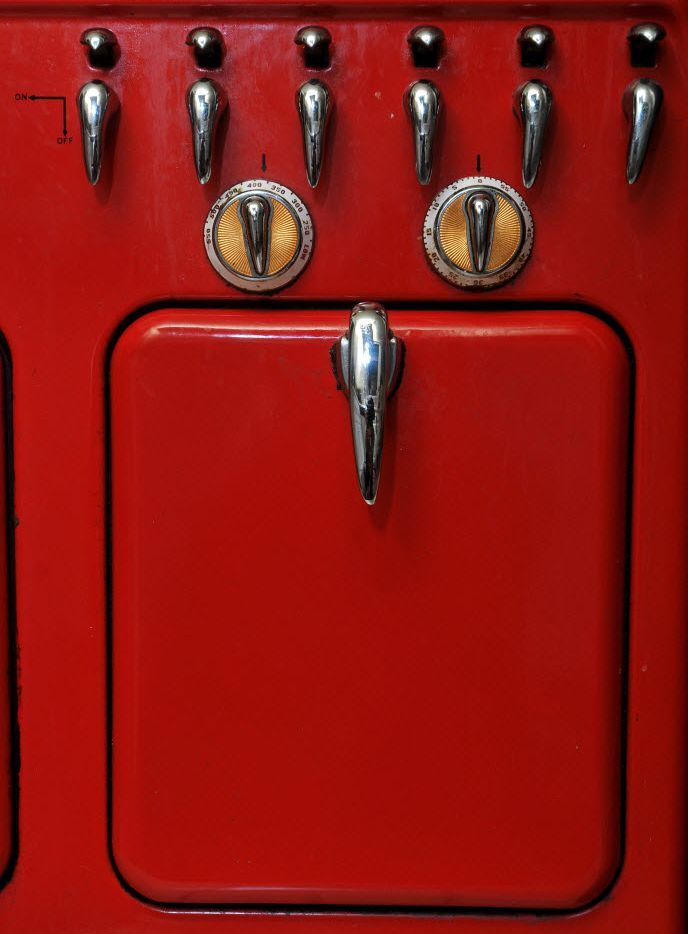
[424,177,533,289]
[204,180,314,292]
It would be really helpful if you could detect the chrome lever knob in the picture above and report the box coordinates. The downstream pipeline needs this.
[624,78,663,184]
[296,79,331,188]
[465,190,496,273]
[239,195,271,276]
[77,80,118,185]
[515,80,552,188]
[406,80,440,185]
[187,79,226,184]
[334,303,402,506]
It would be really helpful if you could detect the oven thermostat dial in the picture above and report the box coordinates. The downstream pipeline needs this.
[423,176,533,289]
[204,180,314,292]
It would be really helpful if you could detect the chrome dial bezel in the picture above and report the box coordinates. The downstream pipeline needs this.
[204,179,314,292]
[423,176,534,289]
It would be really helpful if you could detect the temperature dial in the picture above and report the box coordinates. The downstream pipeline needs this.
[204,180,314,292]
[423,176,533,289]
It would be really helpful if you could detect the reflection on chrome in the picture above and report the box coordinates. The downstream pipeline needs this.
[407,80,440,185]
[187,78,226,184]
[624,78,663,184]
[334,303,403,505]
[515,80,552,189]
[77,81,117,185]
[296,79,331,188]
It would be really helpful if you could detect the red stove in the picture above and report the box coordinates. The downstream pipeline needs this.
[0,3,685,933]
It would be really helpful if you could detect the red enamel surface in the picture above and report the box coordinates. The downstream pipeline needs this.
[0,2,685,933]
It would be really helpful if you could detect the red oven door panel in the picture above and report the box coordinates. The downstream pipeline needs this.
[110,309,629,910]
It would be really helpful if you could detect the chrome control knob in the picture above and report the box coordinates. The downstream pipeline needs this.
[76,81,118,185]
[464,190,496,273]
[187,78,226,184]
[515,80,552,188]
[204,180,314,292]
[423,177,533,289]
[296,79,331,187]
[624,78,663,184]
[239,195,271,275]
[406,80,440,185]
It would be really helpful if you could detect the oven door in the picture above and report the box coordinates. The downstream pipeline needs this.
[110,308,630,910]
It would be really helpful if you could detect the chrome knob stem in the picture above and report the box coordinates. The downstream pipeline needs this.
[80,28,119,69]
[296,79,331,188]
[334,303,402,506]
[186,28,225,69]
[406,80,440,185]
[518,25,554,67]
[628,22,666,67]
[187,78,226,185]
[407,25,445,68]
[515,80,552,188]
[77,81,117,185]
[624,78,663,184]
[294,26,332,68]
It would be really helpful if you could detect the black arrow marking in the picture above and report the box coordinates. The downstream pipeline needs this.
[28,95,67,136]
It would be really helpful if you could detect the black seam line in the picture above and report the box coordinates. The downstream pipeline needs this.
[0,333,20,892]
[104,300,634,917]
[0,6,668,23]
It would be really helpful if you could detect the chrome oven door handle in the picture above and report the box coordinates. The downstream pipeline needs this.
[334,303,402,505]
